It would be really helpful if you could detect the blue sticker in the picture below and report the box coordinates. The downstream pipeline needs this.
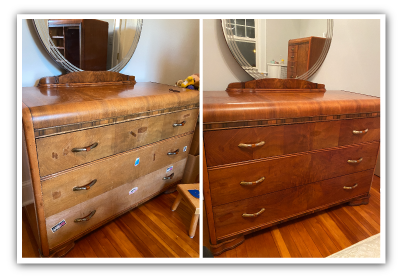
[183,146,187,152]
[188,189,199,199]
[51,219,66,233]
[166,165,173,172]
[135,157,140,166]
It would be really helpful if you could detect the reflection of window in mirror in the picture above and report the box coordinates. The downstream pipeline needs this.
[228,19,256,68]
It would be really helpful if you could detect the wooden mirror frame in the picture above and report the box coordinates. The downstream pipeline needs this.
[32,19,143,73]
[221,19,334,80]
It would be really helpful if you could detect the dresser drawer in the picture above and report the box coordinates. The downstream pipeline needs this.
[45,159,187,249]
[41,132,193,218]
[36,108,198,176]
[204,117,379,167]
[213,170,374,239]
[208,141,379,206]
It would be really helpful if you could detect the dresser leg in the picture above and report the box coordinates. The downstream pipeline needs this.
[209,235,245,256]
[48,242,75,257]
[348,194,371,206]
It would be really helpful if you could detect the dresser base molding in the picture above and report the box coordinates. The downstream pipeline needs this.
[47,242,75,258]
[348,194,371,206]
[215,193,371,245]
[209,235,245,256]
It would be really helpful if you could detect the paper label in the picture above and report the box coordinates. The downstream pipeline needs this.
[183,146,187,152]
[135,157,140,166]
[166,165,173,173]
[51,219,66,233]
[129,187,138,195]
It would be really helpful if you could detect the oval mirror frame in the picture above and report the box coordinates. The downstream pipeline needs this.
[221,19,334,80]
[32,19,143,73]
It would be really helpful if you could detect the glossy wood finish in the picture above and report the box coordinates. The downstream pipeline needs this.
[208,142,379,206]
[214,175,380,258]
[204,117,379,167]
[23,189,200,258]
[203,87,380,255]
[23,72,200,257]
[203,90,380,127]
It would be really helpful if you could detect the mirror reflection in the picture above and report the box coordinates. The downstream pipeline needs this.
[47,19,138,71]
[225,19,330,79]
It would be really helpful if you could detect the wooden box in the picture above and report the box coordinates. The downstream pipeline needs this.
[22,72,199,257]
[203,79,380,255]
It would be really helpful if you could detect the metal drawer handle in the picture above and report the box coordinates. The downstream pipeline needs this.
[167,149,179,155]
[163,173,174,180]
[344,183,358,190]
[291,56,294,58]
[242,208,265,218]
[72,142,98,152]
[240,176,265,186]
[173,121,186,127]
[353,128,369,135]
[74,210,96,222]
[238,141,265,148]
[73,179,97,191]
[348,157,363,164]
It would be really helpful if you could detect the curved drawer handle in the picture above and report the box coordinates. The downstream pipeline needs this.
[173,121,186,127]
[74,210,96,222]
[242,208,265,218]
[238,141,265,148]
[167,149,179,155]
[348,157,363,164]
[163,173,174,180]
[353,128,369,135]
[240,176,265,186]
[343,183,358,190]
[72,142,98,152]
[73,179,97,191]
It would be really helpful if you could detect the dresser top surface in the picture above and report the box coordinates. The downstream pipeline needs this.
[203,90,380,123]
[22,82,199,129]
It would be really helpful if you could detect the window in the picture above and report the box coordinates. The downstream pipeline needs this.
[228,19,256,68]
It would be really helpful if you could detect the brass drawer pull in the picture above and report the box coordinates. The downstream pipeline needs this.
[242,208,265,218]
[240,176,265,186]
[238,141,265,148]
[291,56,294,58]
[73,179,97,191]
[353,128,369,134]
[72,142,98,152]
[348,157,363,164]
[167,149,179,155]
[74,210,96,222]
[163,173,174,180]
[173,121,186,127]
[343,183,358,190]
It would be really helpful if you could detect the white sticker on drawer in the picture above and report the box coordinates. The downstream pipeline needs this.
[166,165,173,173]
[129,187,138,195]
[51,219,66,233]
[135,157,140,166]
[183,146,187,152]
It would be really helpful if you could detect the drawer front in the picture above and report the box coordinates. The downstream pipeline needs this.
[41,133,193,218]
[208,142,379,206]
[45,158,187,249]
[204,117,379,167]
[213,170,374,239]
[36,108,198,176]
[288,45,298,53]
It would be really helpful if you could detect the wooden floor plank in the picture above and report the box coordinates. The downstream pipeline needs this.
[286,222,312,257]
[22,209,40,258]
[261,230,281,257]
[353,205,380,233]
[76,238,98,258]
[84,233,109,257]
[234,241,249,257]
[327,209,361,245]
[271,226,291,258]
[91,228,121,257]
[277,223,302,257]
[343,206,378,236]
[316,212,352,250]
[293,220,323,258]
[330,207,370,241]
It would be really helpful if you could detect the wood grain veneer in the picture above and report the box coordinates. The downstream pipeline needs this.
[203,84,380,256]
[22,72,199,257]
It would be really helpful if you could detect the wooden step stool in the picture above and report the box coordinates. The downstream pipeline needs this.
[171,184,200,238]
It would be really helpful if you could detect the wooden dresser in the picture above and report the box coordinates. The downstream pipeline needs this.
[203,79,380,255]
[22,72,199,257]
[287,36,326,79]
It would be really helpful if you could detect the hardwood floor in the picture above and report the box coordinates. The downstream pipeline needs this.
[208,175,380,258]
[22,190,200,258]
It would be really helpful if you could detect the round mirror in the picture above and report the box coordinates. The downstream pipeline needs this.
[222,19,333,80]
[33,19,143,72]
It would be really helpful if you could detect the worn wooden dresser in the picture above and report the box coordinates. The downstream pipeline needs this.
[22,72,199,257]
[203,79,380,255]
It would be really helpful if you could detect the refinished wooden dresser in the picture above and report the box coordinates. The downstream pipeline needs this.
[22,72,199,257]
[203,79,380,255]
